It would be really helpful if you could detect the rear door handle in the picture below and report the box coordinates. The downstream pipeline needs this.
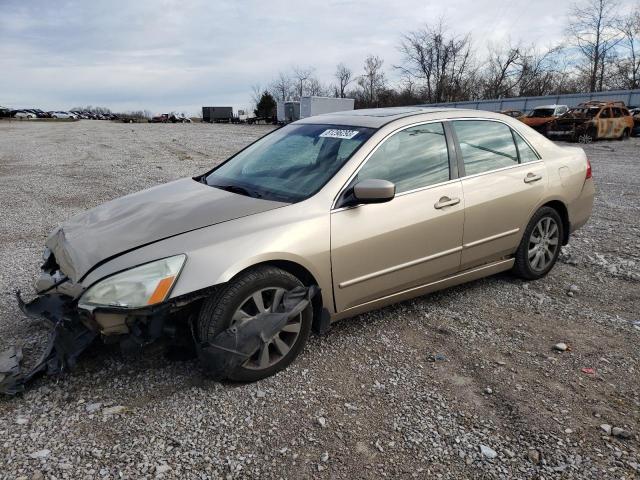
[434,196,461,209]
[524,173,542,183]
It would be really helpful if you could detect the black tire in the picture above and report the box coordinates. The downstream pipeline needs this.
[197,266,312,382]
[512,207,564,280]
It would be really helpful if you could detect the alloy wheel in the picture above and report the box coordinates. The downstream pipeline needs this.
[231,287,302,370]
[527,217,560,272]
[578,133,593,144]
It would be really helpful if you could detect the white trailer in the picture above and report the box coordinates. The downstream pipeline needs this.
[276,101,300,123]
[300,96,355,118]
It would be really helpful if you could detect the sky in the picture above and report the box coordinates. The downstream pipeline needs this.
[0,0,634,115]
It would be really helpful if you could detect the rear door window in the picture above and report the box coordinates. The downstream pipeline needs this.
[453,120,518,176]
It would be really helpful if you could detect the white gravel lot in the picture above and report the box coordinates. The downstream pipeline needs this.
[0,120,639,479]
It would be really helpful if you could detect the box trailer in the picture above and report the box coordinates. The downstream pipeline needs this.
[300,96,355,118]
[202,106,233,123]
[276,101,300,124]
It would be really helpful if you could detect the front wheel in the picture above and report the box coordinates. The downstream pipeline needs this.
[580,126,597,143]
[197,266,312,382]
[512,207,563,280]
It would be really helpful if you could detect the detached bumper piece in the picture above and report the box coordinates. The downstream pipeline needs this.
[0,292,97,395]
[196,285,318,380]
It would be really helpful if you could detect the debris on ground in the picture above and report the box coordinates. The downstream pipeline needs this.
[553,342,568,352]
[427,353,448,362]
[479,445,498,459]
[612,427,632,439]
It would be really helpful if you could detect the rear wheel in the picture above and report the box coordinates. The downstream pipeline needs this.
[512,207,563,280]
[197,266,312,381]
[618,128,630,140]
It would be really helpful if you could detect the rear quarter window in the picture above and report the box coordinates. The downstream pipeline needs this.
[513,132,540,163]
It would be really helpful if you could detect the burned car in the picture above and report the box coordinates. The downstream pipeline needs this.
[630,108,640,136]
[520,104,568,134]
[546,101,634,143]
[4,107,594,393]
[500,109,524,119]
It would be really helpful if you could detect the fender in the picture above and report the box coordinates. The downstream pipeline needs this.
[80,202,335,313]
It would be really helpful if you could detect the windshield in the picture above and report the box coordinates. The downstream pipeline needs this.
[529,108,555,118]
[205,124,375,202]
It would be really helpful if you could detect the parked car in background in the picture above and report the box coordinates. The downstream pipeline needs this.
[520,105,569,134]
[20,107,594,381]
[151,113,170,123]
[0,106,10,118]
[546,101,633,142]
[500,110,524,119]
[49,111,75,119]
[629,108,640,136]
[25,109,50,118]
[12,110,36,119]
[151,113,190,123]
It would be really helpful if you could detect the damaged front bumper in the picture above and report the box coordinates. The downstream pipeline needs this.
[1,286,189,395]
[0,292,97,395]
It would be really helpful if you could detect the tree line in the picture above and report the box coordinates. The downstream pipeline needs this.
[253,0,639,115]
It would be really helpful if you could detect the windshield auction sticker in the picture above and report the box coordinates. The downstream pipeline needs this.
[319,129,360,139]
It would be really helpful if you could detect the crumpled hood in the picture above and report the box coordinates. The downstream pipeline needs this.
[46,178,287,282]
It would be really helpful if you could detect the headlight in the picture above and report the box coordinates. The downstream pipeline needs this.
[78,255,186,309]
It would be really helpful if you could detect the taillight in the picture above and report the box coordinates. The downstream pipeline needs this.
[585,158,592,179]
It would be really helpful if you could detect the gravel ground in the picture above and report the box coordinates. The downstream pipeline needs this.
[0,120,638,479]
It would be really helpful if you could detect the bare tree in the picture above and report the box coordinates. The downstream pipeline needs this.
[398,71,418,98]
[292,66,315,98]
[358,55,386,106]
[517,45,564,96]
[250,84,263,108]
[482,42,523,98]
[397,21,475,103]
[567,0,621,92]
[334,63,353,98]
[270,72,292,101]
[306,77,327,96]
[613,6,640,88]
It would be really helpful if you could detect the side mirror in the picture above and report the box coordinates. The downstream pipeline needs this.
[336,178,395,208]
[354,179,396,203]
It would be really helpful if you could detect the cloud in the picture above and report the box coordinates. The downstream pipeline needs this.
[0,0,630,114]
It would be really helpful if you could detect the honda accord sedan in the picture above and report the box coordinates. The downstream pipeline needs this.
[17,107,594,384]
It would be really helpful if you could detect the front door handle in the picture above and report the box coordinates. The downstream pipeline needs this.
[434,196,461,209]
[524,173,542,183]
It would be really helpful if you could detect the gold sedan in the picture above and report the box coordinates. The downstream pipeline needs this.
[25,107,595,382]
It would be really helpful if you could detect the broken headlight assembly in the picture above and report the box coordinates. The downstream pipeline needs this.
[78,255,186,309]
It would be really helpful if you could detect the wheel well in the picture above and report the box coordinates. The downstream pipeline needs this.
[245,260,326,332]
[541,200,570,245]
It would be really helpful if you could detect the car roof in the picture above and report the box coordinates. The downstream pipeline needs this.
[533,105,564,109]
[294,106,466,128]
